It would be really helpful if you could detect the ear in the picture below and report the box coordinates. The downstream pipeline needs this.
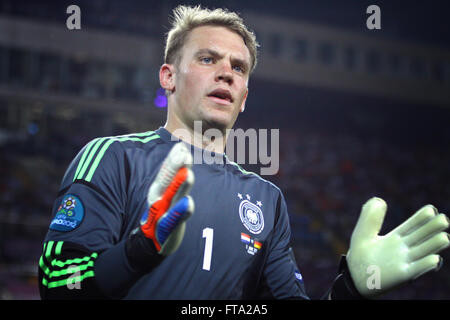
[240,88,249,112]
[159,63,175,93]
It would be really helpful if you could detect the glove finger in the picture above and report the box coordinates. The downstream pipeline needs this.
[404,214,450,247]
[155,166,194,212]
[408,254,443,281]
[351,197,387,243]
[394,205,437,237]
[170,167,194,206]
[157,196,194,246]
[408,232,450,262]
[148,142,193,204]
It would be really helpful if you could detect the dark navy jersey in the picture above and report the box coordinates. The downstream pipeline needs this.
[38,127,309,300]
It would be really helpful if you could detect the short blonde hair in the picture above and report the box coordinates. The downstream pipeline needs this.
[164,5,259,73]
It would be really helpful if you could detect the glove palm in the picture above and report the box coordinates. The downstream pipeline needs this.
[347,197,450,298]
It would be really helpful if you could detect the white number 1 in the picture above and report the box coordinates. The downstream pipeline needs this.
[202,227,214,271]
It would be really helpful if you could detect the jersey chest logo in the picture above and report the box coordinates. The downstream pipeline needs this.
[237,193,264,234]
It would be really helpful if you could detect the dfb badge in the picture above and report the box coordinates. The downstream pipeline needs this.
[238,193,264,234]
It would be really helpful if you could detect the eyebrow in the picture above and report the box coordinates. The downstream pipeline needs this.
[195,48,250,73]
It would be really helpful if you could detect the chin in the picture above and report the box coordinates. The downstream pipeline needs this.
[201,118,230,132]
[198,110,236,132]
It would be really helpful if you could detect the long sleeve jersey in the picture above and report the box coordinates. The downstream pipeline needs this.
[38,127,311,299]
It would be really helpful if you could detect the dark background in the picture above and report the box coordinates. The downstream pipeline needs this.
[0,0,449,299]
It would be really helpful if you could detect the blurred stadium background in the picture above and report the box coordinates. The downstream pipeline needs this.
[0,0,449,299]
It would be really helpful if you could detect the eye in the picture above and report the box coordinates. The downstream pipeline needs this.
[233,65,245,73]
[200,57,214,64]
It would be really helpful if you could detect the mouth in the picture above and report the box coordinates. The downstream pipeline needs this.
[207,89,233,105]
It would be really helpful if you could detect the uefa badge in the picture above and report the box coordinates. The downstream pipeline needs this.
[49,194,84,232]
[238,193,264,234]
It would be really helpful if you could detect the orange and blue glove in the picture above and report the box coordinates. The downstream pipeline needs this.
[135,142,194,258]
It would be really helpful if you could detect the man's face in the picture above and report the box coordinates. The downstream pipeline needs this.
[164,25,251,132]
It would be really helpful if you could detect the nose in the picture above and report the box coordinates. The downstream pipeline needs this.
[215,62,233,85]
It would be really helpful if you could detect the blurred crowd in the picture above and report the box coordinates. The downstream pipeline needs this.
[274,128,450,299]
[0,121,89,299]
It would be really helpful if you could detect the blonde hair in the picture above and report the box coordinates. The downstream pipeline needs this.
[164,5,259,73]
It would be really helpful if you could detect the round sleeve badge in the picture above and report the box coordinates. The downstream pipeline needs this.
[49,194,84,232]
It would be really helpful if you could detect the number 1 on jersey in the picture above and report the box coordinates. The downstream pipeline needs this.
[202,227,213,271]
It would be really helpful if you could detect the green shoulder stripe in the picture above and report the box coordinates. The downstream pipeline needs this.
[73,131,160,182]
[74,137,107,182]
[74,138,102,182]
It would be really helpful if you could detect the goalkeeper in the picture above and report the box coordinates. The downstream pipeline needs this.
[39,5,450,299]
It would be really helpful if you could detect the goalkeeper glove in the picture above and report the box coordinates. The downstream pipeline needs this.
[346,197,450,298]
[139,142,194,256]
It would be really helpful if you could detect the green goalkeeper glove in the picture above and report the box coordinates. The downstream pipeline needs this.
[347,197,450,298]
